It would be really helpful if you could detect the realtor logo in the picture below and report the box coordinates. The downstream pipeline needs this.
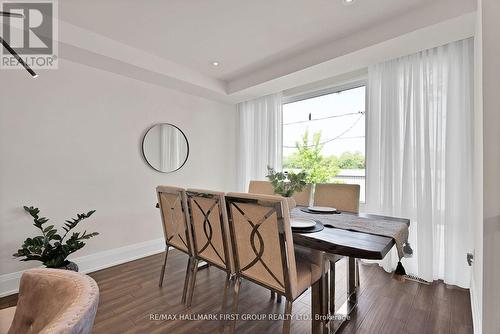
[1,0,58,70]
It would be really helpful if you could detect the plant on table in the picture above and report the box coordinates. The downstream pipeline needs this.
[266,166,307,197]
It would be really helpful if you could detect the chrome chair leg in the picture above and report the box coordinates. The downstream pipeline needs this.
[220,273,232,333]
[158,245,169,287]
[181,257,192,304]
[283,300,293,334]
[230,277,242,334]
[271,291,282,303]
[186,258,199,307]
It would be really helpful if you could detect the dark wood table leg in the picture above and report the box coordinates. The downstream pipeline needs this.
[330,257,358,333]
[312,267,329,334]
[355,259,360,287]
[329,260,336,316]
[347,257,358,306]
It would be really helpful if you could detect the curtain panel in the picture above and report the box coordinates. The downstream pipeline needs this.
[366,38,474,288]
[236,93,283,192]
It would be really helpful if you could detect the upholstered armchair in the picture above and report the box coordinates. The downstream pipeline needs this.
[0,268,99,334]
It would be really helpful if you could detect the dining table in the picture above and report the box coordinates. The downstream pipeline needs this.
[290,207,410,334]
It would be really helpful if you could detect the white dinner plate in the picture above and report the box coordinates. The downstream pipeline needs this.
[291,217,317,229]
[307,206,337,213]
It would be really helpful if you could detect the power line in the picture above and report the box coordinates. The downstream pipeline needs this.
[283,114,364,148]
[283,110,365,125]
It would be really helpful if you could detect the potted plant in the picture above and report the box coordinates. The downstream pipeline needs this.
[266,166,307,210]
[13,206,98,271]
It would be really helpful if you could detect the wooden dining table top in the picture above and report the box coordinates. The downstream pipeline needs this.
[292,210,410,260]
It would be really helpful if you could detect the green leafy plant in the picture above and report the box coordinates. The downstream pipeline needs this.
[266,166,307,197]
[13,206,98,268]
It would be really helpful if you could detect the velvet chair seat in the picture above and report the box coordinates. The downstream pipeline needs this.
[0,307,15,334]
[0,268,99,334]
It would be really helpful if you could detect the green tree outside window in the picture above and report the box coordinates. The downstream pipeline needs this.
[283,130,365,184]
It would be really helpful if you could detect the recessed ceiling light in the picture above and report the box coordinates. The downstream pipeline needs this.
[343,0,355,4]
[211,61,220,67]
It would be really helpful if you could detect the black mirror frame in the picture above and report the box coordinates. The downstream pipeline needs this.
[141,123,189,173]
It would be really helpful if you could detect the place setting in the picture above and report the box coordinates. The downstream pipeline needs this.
[300,206,341,214]
[290,216,324,233]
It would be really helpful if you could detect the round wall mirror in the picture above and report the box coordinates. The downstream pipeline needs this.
[142,123,189,173]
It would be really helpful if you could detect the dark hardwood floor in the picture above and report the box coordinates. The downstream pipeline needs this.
[0,251,473,334]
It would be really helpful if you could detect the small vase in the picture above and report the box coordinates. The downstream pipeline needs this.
[55,261,79,272]
[285,197,296,211]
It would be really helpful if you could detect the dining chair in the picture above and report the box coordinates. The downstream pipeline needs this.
[313,183,360,213]
[225,192,325,334]
[249,179,313,302]
[156,185,193,305]
[312,183,361,314]
[248,180,312,207]
[185,188,234,327]
[248,180,274,195]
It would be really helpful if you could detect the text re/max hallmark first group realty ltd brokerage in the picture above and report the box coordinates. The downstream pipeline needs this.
[148,313,348,322]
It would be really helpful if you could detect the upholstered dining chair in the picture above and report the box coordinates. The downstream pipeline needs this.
[313,183,360,213]
[248,180,312,206]
[185,189,234,321]
[225,192,325,334]
[156,185,193,304]
[313,183,361,314]
[0,268,99,334]
[249,179,313,302]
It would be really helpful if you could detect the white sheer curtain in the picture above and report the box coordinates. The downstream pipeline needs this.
[160,124,183,171]
[236,93,283,191]
[366,38,474,288]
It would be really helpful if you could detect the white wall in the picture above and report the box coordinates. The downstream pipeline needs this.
[480,0,500,333]
[0,60,236,286]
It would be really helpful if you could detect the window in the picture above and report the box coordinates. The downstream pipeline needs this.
[282,84,366,202]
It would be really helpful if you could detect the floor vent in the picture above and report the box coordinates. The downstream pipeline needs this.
[404,274,430,285]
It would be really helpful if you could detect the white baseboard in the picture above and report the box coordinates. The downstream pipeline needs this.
[470,274,482,334]
[0,238,165,298]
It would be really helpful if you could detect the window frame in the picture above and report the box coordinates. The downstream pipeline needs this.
[282,79,367,105]
[281,78,368,204]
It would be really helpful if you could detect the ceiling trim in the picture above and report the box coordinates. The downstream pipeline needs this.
[11,19,231,101]
[10,3,475,105]
[228,12,476,103]
[227,0,476,95]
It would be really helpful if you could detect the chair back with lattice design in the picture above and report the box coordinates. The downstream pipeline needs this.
[225,192,298,299]
[186,189,233,273]
[156,186,192,255]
